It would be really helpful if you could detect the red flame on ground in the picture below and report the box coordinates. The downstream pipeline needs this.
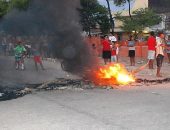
[88,63,135,86]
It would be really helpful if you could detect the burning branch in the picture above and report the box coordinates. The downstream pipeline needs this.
[89,61,150,86]
[131,61,149,74]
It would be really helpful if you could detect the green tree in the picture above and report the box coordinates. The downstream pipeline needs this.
[115,8,162,33]
[79,0,110,35]
[9,0,30,11]
[96,5,111,34]
[0,0,9,18]
[0,0,30,19]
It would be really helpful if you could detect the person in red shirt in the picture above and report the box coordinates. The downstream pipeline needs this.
[147,31,156,69]
[32,46,45,71]
[101,35,111,64]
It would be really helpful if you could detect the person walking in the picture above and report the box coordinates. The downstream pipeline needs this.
[14,40,26,70]
[147,31,156,69]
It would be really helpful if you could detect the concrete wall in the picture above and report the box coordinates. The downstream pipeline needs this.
[119,46,168,60]
[119,46,148,58]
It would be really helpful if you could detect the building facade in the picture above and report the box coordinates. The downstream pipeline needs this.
[149,0,170,33]
[113,0,170,33]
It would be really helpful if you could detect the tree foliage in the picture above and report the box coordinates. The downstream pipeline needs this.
[113,0,129,6]
[9,0,31,11]
[0,0,30,18]
[0,0,9,18]
[96,5,111,34]
[79,0,110,35]
[115,8,162,32]
[113,0,133,18]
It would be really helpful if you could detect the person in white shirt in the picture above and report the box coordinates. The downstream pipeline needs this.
[109,33,117,43]
[156,33,166,77]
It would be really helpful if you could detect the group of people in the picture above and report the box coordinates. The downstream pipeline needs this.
[101,33,135,65]
[101,33,119,64]
[0,41,15,56]
[14,40,45,71]
[147,31,170,77]
[101,31,170,77]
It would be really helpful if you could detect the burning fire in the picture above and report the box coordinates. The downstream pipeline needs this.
[93,63,135,85]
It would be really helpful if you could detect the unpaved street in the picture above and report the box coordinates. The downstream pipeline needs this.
[0,56,79,86]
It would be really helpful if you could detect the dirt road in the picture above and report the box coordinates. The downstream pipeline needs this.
[0,56,79,86]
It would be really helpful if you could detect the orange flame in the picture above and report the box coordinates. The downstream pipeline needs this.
[93,63,135,85]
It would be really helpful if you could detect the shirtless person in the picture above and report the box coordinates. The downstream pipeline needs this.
[156,33,166,77]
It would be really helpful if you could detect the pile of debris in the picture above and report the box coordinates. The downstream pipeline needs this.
[136,78,170,84]
[0,86,31,101]
[0,78,94,101]
[1,78,170,101]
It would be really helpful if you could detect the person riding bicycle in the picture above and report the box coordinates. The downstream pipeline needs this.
[14,40,26,70]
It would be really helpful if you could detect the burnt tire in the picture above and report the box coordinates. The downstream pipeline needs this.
[61,61,68,71]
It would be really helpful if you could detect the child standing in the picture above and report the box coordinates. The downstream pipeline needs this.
[111,43,117,62]
[32,47,45,71]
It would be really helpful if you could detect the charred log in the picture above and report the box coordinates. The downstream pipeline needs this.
[136,78,170,84]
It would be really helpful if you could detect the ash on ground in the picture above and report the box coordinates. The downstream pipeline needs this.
[0,78,95,101]
[2,77,170,101]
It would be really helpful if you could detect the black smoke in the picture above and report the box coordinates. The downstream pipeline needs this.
[0,0,96,75]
